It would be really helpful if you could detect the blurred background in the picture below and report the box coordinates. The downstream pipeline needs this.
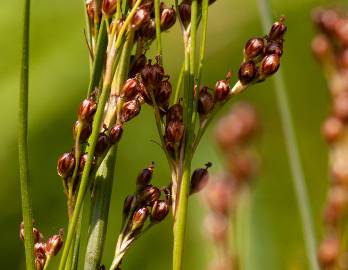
[0,0,342,269]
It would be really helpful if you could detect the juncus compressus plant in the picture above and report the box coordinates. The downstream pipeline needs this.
[17,0,287,269]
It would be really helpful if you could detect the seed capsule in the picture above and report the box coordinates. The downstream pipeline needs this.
[78,99,97,122]
[130,54,147,77]
[86,0,95,20]
[46,234,63,256]
[141,60,165,88]
[238,60,257,85]
[73,120,92,142]
[190,162,212,195]
[57,152,75,178]
[131,7,150,30]
[121,100,141,122]
[109,124,123,144]
[265,40,283,56]
[179,0,191,28]
[322,116,343,143]
[78,153,97,175]
[20,222,43,243]
[34,242,46,258]
[160,5,176,31]
[244,38,264,59]
[122,78,140,100]
[95,133,110,156]
[102,0,117,17]
[138,185,161,206]
[214,80,230,101]
[131,207,149,232]
[137,163,155,189]
[318,236,340,267]
[268,17,287,41]
[156,80,172,105]
[166,104,183,123]
[151,200,170,223]
[260,54,280,77]
[123,195,135,217]
[141,19,156,40]
[165,120,184,144]
[197,87,215,116]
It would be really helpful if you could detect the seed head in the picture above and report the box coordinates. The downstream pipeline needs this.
[179,0,191,28]
[78,153,97,175]
[160,5,177,31]
[166,104,183,123]
[131,7,151,30]
[121,100,141,122]
[140,19,156,40]
[151,200,170,223]
[78,98,97,122]
[131,207,149,232]
[109,124,123,145]
[214,79,230,102]
[238,60,257,85]
[165,120,184,144]
[102,0,117,17]
[260,54,280,77]
[95,132,110,156]
[244,38,264,59]
[46,234,63,256]
[73,120,92,142]
[57,152,75,179]
[138,185,161,206]
[268,16,287,41]
[190,162,212,195]
[197,87,215,116]
[137,163,155,189]
[156,80,172,105]
[264,40,283,56]
[122,78,140,100]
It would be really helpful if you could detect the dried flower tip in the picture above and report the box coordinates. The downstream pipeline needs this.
[322,116,343,143]
[131,207,149,232]
[197,87,215,116]
[190,162,212,195]
[160,5,176,31]
[95,132,110,156]
[140,19,156,40]
[57,152,75,179]
[121,100,141,122]
[137,162,155,189]
[109,124,123,144]
[78,153,97,175]
[179,0,191,28]
[165,120,184,144]
[264,40,283,56]
[318,236,340,267]
[78,98,97,122]
[86,1,95,20]
[244,37,264,59]
[238,60,257,85]
[268,16,287,41]
[260,54,280,78]
[122,78,140,100]
[156,80,172,105]
[138,185,161,206]
[131,7,150,30]
[151,200,170,223]
[214,79,230,102]
[123,195,135,217]
[73,120,92,142]
[46,234,63,256]
[166,104,183,123]
[102,0,117,17]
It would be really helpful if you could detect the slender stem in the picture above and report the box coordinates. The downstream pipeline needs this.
[257,1,319,270]
[197,0,209,85]
[154,0,162,61]
[173,64,184,104]
[18,0,35,269]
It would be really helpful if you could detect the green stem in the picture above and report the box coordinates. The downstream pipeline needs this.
[173,64,184,104]
[18,0,35,269]
[197,0,209,85]
[257,1,319,270]
[154,0,162,61]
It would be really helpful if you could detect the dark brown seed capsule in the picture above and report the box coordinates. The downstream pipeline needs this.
[34,242,46,258]
[260,54,280,77]
[238,60,257,85]
[57,152,75,178]
[165,120,184,144]
[131,7,150,30]
[141,60,165,88]
[130,54,147,77]
[141,19,156,40]
[151,200,170,223]
[166,104,183,123]
[131,207,149,232]
[46,234,63,256]
[78,153,97,175]
[109,124,123,144]
[78,99,97,122]
[73,121,92,142]
[322,116,343,143]
[138,185,161,206]
[123,195,135,217]
[160,5,176,31]
[179,0,191,28]
[190,162,211,195]
[318,236,340,267]
[121,100,141,122]
[265,40,283,56]
[198,87,215,115]
[137,163,155,188]
[244,38,264,59]
[122,78,140,100]
[156,80,172,105]
[102,0,117,17]
[268,17,287,41]
[95,133,110,156]
[214,80,230,101]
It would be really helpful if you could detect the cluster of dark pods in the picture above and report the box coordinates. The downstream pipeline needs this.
[203,103,259,270]
[19,222,63,270]
[238,17,287,85]
[312,8,348,268]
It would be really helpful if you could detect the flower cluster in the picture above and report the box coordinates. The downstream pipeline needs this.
[312,7,348,268]
[20,222,63,270]
[203,102,260,270]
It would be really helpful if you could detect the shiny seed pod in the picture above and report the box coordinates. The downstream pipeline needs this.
[166,104,183,123]
[34,242,46,258]
[198,87,215,115]
[190,162,212,195]
[73,120,92,142]
[160,5,176,31]
[141,60,165,88]
[57,152,75,178]
[109,124,123,144]
[268,17,287,41]
[165,120,184,144]
[156,80,172,105]
[265,40,283,56]
[78,153,97,175]
[78,99,97,122]
[122,78,140,100]
[95,133,110,156]
[322,116,343,143]
[131,207,149,232]
[260,54,280,77]
[137,163,155,189]
[151,200,170,223]
[130,54,147,77]
[131,7,150,31]
[46,234,63,256]
[102,0,117,16]
[179,0,191,28]
[121,100,141,122]
[138,185,161,206]
[244,38,264,59]
[238,60,257,85]
[214,79,230,101]
[123,195,135,217]
[141,19,156,40]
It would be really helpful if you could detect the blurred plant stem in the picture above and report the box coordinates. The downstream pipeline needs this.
[18,0,35,269]
[154,0,162,61]
[257,1,319,270]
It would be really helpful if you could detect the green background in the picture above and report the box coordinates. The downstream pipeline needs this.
[0,0,340,269]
